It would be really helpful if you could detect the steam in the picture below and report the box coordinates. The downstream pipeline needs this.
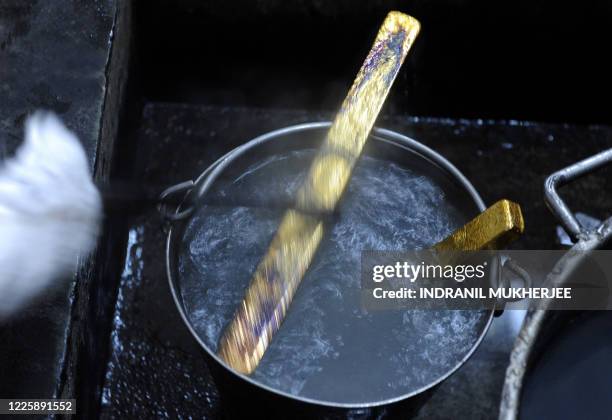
[0,112,102,318]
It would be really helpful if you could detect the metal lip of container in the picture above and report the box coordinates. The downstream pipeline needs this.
[165,121,494,409]
[500,149,612,420]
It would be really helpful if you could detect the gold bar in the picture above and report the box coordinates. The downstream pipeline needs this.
[432,199,525,252]
[217,11,421,375]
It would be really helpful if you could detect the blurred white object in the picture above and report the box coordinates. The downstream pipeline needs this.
[0,112,101,318]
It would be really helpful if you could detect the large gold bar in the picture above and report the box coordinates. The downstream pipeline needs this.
[433,199,525,252]
[218,12,421,374]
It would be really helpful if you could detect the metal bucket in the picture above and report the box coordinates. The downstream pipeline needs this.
[500,149,612,420]
[164,122,495,418]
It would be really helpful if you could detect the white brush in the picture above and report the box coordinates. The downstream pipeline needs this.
[0,112,102,318]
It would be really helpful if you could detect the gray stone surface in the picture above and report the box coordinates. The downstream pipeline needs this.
[0,0,116,165]
[0,0,120,403]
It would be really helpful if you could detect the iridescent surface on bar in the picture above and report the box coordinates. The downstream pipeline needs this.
[217,12,421,374]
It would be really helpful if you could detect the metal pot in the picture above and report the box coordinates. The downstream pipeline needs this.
[500,149,612,420]
[163,122,496,418]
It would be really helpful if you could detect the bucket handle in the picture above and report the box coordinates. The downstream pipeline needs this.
[544,148,612,241]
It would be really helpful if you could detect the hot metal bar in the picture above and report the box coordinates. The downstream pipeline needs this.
[433,199,525,253]
[218,11,421,374]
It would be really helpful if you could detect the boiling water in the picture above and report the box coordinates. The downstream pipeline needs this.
[178,149,489,403]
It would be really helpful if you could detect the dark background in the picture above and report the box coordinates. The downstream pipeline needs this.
[136,0,612,125]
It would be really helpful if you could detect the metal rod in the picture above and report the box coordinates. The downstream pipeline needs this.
[217,11,421,375]
[544,148,612,241]
[501,148,612,420]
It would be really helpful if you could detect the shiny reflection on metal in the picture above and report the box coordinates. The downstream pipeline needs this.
[499,257,533,303]
[158,180,195,221]
[165,122,495,410]
[500,149,612,420]
[433,199,524,254]
[544,148,612,241]
[217,11,421,375]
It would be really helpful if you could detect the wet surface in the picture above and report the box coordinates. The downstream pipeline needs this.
[0,0,117,403]
[100,104,612,418]
[0,0,115,165]
[179,149,487,403]
[100,223,220,419]
[4,2,612,418]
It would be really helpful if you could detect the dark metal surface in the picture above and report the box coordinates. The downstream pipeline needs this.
[500,152,612,420]
[518,311,612,420]
[100,104,612,419]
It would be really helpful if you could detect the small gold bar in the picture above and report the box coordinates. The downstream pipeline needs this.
[433,199,525,252]
[218,11,421,375]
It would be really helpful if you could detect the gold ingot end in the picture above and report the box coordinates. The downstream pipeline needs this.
[382,12,421,42]
[433,199,525,252]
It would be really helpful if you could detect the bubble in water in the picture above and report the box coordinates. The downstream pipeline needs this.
[178,149,489,404]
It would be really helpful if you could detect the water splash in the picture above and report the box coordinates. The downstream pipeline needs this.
[178,149,489,403]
